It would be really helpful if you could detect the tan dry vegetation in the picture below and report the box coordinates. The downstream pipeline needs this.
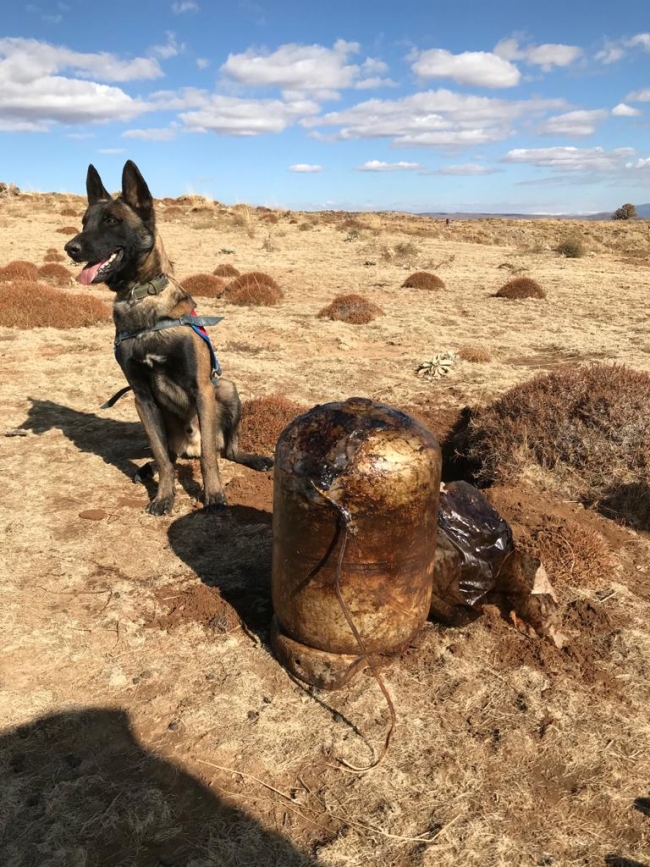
[402,270,445,290]
[37,262,72,286]
[0,197,649,867]
[318,293,384,324]
[495,276,546,299]
[214,263,241,278]
[223,272,283,307]
[0,259,40,282]
[0,280,111,328]
[181,273,227,298]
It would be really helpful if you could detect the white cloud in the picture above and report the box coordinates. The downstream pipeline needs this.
[0,118,48,132]
[504,146,636,172]
[67,132,95,139]
[539,109,608,137]
[627,88,650,102]
[304,89,566,148]
[356,160,422,171]
[612,103,642,117]
[172,0,199,12]
[628,33,650,50]
[0,37,162,85]
[180,95,318,135]
[438,164,498,175]
[98,147,126,154]
[151,32,182,60]
[494,38,582,71]
[122,127,177,141]
[627,157,650,170]
[289,164,323,172]
[221,40,390,98]
[411,48,520,88]
[196,58,210,69]
[595,42,626,64]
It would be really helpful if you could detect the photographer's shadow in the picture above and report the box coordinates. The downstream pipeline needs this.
[1,707,318,866]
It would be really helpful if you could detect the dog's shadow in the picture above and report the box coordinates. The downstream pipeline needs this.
[21,397,149,478]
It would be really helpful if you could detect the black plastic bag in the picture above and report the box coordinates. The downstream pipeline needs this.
[436,480,514,608]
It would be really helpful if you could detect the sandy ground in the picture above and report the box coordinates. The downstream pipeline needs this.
[1,194,649,866]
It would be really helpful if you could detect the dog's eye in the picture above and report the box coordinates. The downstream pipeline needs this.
[104,215,120,226]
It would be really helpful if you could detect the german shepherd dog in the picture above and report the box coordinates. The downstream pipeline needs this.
[65,160,273,515]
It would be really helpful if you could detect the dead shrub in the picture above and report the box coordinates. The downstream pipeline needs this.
[298,221,314,231]
[402,271,445,290]
[213,263,240,278]
[520,520,614,589]
[43,251,66,263]
[495,277,545,300]
[180,274,226,298]
[161,206,184,221]
[260,212,279,224]
[556,238,586,258]
[60,206,78,217]
[458,345,492,363]
[223,272,283,307]
[37,263,72,286]
[0,260,40,282]
[0,281,111,328]
[318,293,384,324]
[239,395,309,455]
[458,364,650,528]
[56,226,79,236]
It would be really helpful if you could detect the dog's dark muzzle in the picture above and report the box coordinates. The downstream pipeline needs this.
[64,237,85,262]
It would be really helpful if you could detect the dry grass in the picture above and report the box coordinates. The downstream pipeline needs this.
[457,345,492,363]
[43,251,66,263]
[555,237,586,258]
[0,260,40,282]
[0,281,111,328]
[213,263,241,278]
[180,274,226,298]
[56,226,78,236]
[37,263,72,287]
[459,364,650,528]
[231,205,257,238]
[223,272,283,307]
[402,271,445,290]
[60,206,78,217]
[495,277,546,299]
[239,395,309,454]
[318,293,384,324]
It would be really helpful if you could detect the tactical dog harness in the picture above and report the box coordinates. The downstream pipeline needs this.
[101,275,223,409]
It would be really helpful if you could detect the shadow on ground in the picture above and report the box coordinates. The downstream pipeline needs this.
[168,506,273,637]
[0,707,318,867]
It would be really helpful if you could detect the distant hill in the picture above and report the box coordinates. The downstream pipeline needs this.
[418,203,650,221]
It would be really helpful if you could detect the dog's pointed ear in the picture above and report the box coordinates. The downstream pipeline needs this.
[121,160,153,219]
[86,164,111,204]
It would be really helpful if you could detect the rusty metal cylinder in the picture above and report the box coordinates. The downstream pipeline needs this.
[271,398,442,664]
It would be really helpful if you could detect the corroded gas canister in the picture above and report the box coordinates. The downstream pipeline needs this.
[271,397,441,689]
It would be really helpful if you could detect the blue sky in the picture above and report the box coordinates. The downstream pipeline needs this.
[1,0,649,213]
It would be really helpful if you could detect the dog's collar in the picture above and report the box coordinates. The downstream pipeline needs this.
[127,274,169,302]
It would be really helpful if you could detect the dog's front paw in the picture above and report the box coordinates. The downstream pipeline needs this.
[203,490,227,512]
[146,494,175,516]
[251,455,274,472]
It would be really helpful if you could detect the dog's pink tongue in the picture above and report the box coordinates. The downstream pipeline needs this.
[78,258,109,285]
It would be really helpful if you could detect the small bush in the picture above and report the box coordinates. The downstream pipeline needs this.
[161,206,184,221]
[239,395,309,454]
[457,345,492,363]
[223,272,283,307]
[402,271,445,290]
[213,263,240,278]
[56,226,78,236]
[180,274,226,298]
[0,281,111,328]
[0,260,40,282]
[60,206,78,217]
[555,238,586,258]
[495,277,545,300]
[43,251,66,263]
[394,242,420,258]
[37,263,72,286]
[613,203,637,221]
[456,364,650,528]
[318,293,384,324]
